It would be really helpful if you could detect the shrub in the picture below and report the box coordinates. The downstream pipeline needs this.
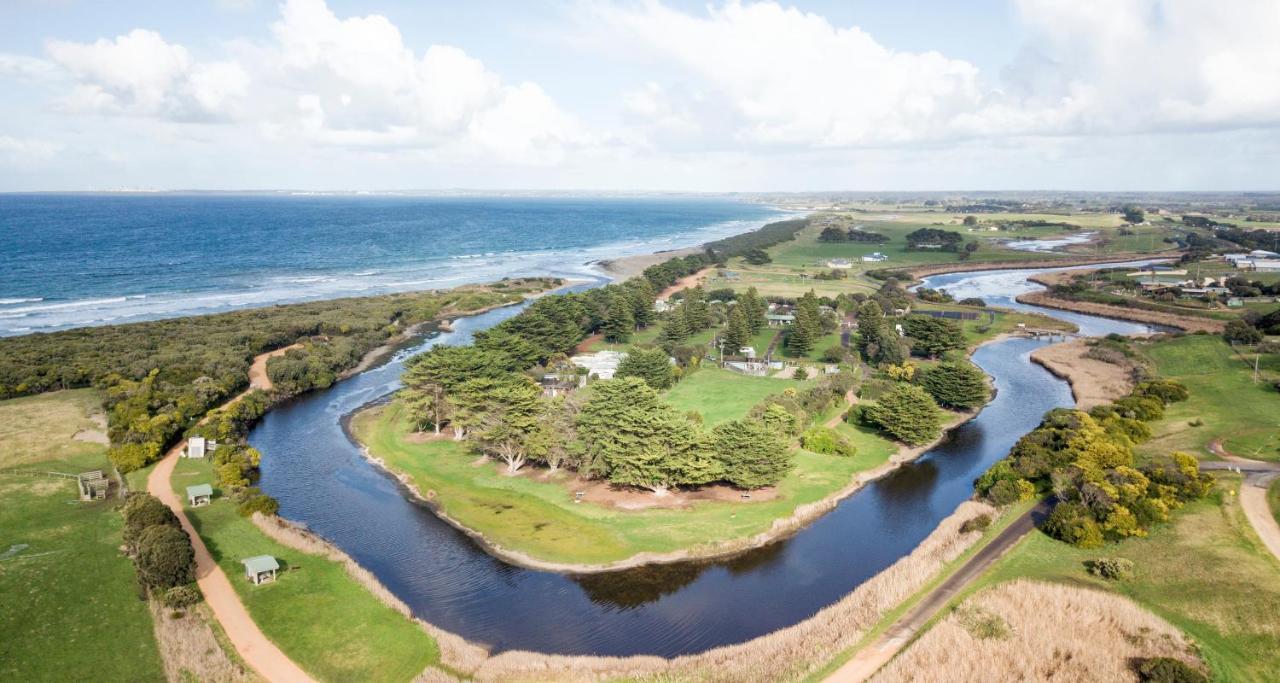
[1043,501,1104,548]
[160,584,203,608]
[1132,379,1189,404]
[987,478,1036,506]
[135,525,196,591]
[820,346,846,363]
[792,366,809,381]
[121,493,180,552]
[959,514,992,534]
[800,427,857,457]
[109,442,162,473]
[1137,657,1208,683]
[237,490,281,517]
[1086,557,1135,580]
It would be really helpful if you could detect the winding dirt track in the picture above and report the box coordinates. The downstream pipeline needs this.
[147,346,315,683]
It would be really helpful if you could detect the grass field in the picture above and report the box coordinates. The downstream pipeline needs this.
[0,390,165,681]
[0,389,108,468]
[665,367,811,425]
[354,401,892,565]
[1139,335,1280,461]
[966,476,1280,683]
[1270,478,1280,527]
[172,456,437,682]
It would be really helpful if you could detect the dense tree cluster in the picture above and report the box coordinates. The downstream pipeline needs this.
[121,493,198,597]
[855,301,906,366]
[616,346,677,390]
[817,226,889,243]
[975,380,1209,547]
[0,280,555,475]
[905,228,965,252]
[785,290,824,356]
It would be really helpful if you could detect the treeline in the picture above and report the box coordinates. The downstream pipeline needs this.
[905,228,966,252]
[818,226,889,243]
[975,379,1213,547]
[0,279,556,473]
[121,493,201,608]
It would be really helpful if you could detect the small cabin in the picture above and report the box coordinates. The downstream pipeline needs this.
[766,314,795,326]
[186,484,213,507]
[184,436,207,459]
[242,555,280,585]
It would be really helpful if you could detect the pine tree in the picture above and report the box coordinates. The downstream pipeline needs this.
[660,312,690,349]
[724,304,751,352]
[796,290,822,341]
[920,360,989,409]
[602,290,635,343]
[856,300,885,360]
[741,286,767,333]
[681,286,711,332]
[616,346,676,390]
[628,278,656,329]
[866,384,941,445]
[874,325,906,365]
[713,419,793,488]
[785,315,814,356]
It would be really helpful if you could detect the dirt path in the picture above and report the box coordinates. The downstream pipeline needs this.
[657,266,715,300]
[1240,473,1280,564]
[147,346,316,683]
[824,390,857,429]
[248,344,301,392]
[825,501,1050,682]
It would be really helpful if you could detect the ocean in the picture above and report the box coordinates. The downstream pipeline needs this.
[0,194,782,336]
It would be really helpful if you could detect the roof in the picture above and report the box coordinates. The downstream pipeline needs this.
[766,314,795,320]
[242,555,280,573]
[186,484,213,498]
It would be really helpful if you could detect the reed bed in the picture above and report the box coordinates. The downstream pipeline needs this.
[254,502,996,682]
[872,579,1203,683]
[149,601,255,683]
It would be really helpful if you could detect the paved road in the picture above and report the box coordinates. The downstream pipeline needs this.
[826,500,1052,682]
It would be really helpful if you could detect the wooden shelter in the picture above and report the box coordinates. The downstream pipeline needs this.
[242,555,280,585]
[76,471,109,501]
[186,483,213,507]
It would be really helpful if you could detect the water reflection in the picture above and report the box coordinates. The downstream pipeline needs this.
[251,266,1157,656]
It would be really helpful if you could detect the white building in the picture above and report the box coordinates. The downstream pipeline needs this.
[183,436,207,459]
[571,350,628,380]
[826,258,853,269]
[861,252,888,262]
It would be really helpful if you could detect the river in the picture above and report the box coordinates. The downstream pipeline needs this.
[250,265,1155,657]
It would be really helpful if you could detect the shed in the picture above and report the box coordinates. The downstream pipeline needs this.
[766,314,795,326]
[77,471,109,501]
[186,484,213,507]
[242,555,280,585]
[184,436,207,459]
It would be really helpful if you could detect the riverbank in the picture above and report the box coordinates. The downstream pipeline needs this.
[1030,339,1135,410]
[350,366,988,575]
[903,253,1178,281]
[252,493,1001,682]
[1016,290,1225,332]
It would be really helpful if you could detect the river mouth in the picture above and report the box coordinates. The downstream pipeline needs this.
[250,266,1155,657]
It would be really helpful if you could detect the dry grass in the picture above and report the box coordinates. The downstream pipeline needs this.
[255,502,993,682]
[872,580,1204,683]
[149,601,256,683]
[0,389,107,468]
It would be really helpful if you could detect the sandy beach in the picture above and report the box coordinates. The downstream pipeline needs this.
[595,246,704,280]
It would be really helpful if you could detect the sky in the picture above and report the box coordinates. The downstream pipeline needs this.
[1,0,1278,192]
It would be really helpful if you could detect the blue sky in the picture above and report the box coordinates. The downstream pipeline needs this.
[1,0,1277,191]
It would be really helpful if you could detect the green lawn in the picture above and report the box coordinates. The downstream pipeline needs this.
[1139,335,1280,461]
[0,456,165,681]
[664,367,809,425]
[965,476,1280,683]
[354,401,891,565]
[172,456,437,682]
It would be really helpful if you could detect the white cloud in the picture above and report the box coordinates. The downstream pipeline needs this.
[0,135,62,162]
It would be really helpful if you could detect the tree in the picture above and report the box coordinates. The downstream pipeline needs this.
[920,360,989,409]
[122,493,180,552]
[723,304,751,353]
[856,300,885,360]
[785,319,815,356]
[787,290,822,357]
[866,384,941,445]
[905,227,964,251]
[874,325,907,365]
[603,290,636,343]
[535,394,581,472]
[681,286,712,332]
[135,524,196,590]
[1122,206,1145,224]
[760,403,799,436]
[616,346,676,390]
[818,226,849,242]
[739,287,767,333]
[743,248,772,265]
[903,315,965,358]
[962,215,978,226]
[1223,319,1263,345]
[455,376,545,474]
[627,278,657,329]
[660,311,690,349]
[576,377,711,490]
[713,419,793,488]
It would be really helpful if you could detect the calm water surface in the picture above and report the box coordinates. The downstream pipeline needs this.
[251,267,1154,657]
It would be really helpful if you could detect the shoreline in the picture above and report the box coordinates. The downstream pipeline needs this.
[346,345,1003,575]
[1015,290,1225,332]
[902,252,1179,281]
[1029,339,1135,410]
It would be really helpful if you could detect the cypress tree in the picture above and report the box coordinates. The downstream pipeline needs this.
[602,291,635,343]
[724,304,751,352]
[857,300,885,360]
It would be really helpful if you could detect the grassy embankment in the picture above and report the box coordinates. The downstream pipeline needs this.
[0,390,166,682]
[894,334,1280,681]
[1137,334,1280,461]
[355,369,897,566]
[171,455,438,682]
[1270,478,1280,527]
